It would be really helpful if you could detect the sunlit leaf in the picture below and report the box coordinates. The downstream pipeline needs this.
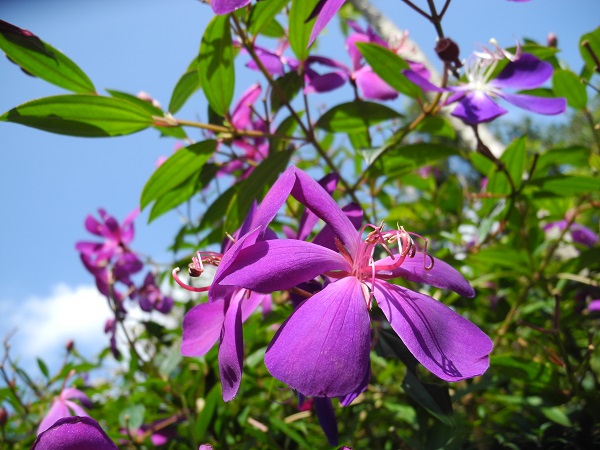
[0,20,95,93]
[316,101,401,133]
[0,94,153,137]
[198,14,235,117]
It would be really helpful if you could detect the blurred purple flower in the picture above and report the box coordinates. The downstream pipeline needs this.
[404,52,566,124]
[133,272,174,314]
[211,0,251,15]
[76,208,143,287]
[32,416,117,450]
[543,220,598,248]
[38,385,93,435]
[219,167,493,398]
[588,300,600,312]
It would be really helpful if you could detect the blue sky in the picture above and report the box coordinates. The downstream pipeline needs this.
[0,0,598,366]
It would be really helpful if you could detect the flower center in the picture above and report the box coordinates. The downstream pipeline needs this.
[172,250,223,293]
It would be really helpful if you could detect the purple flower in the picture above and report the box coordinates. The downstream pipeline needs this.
[76,208,143,287]
[218,83,268,177]
[543,220,598,248]
[211,0,251,15]
[219,167,493,398]
[38,385,93,435]
[404,52,566,124]
[133,272,174,314]
[32,416,117,450]
[104,318,121,359]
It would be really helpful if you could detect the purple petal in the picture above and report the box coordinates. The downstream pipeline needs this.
[308,0,347,47]
[374,282,492,382]
[61,388,92,408]
[219,290,245,401]
[499,92,566,116]
[587,300,600,312]
[339,361,370,406]
[219,239,351,292]
[64,400,90,419]
[305,70,348,94]
[265,277,371,397]
[490,53,552,90]
[181,300,225,357]
[251,166,297,231]
[246,47,285,76]
[571,224,598,248]
[296,173,339,241]
[84,215,105,237]
[211,0,251,15]
[120,208,139,244]
[375,253,475,298]
[354,66,398,101]
[231,83,262,130]
[38,400,70,435]
[403,69,446,93]
[32,416,118,450]
[292,168,359,255]
[451,92,508,124]
[312,203,363,251]
[314,398,338,446]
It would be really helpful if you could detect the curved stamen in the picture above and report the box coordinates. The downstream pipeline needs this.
[407,231,435,271]
[172,267,210,293]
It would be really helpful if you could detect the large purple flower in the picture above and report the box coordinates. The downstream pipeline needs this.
[404,52,566,124]
[211,0,251,15]
[219,167,493,398]
[307,0,346,46]
[32,416,117,450]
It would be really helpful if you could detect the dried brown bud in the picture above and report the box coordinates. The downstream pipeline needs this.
[66,340,75,352]
[435,38,462,68]
[0,407,7,427]
[547,32,558,48]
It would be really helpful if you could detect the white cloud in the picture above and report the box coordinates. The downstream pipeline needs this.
[3,284,111,360]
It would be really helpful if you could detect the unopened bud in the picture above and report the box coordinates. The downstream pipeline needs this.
[435,38,462,68]
[66,340,75,352]
[0,407,7,427]
[547,32,558,48]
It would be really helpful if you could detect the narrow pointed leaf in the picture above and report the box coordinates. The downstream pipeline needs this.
[356,42,422,98]
[0,20,95,93]
[0,94,153,137]
[169,69,201,114]
[198,14,235,117]
[288,0,319,61]
[140,140,217,210]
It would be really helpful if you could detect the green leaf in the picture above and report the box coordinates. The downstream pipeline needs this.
[0,20,95,93]
[269,114,300,153]
[368,142,459,175]
[0,94,153,137]
[169,69,201,114]
[552,69,587,110]
[225,149,293,232]
[316,101,401,133]
[531,175,600,196]
[402,371,454,426]
[36,358,49,379]
[140,140,217,210]
[355,42,422,98]
[248,0,289,37]
[270,416,311,448]
[415,115,456,139]
[580,26,600,80]
[195,384,220,441]
[541,406,572,427]
[158,344,183,377]
[119,404,145,432]
[288,0,319,61]
[536,145,590,172]
[270,71,303,113]
[198,14,235,117]
[106,89,163,115]
[148,174,198,222]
